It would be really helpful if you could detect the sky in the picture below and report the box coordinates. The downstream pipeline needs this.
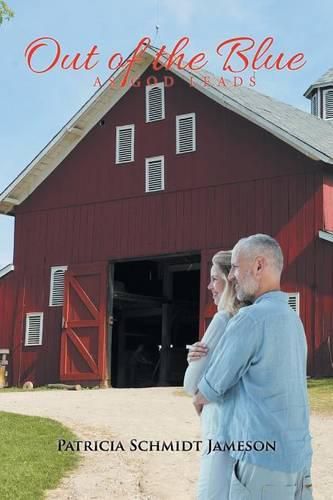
[0,0,332,268]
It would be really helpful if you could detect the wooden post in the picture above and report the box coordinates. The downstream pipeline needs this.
[106,263,115,387]
[159,264,173,385]
[159,303,171,385]
[117,311,127,387]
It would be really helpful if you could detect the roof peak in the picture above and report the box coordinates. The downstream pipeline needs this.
[304,67,333,98]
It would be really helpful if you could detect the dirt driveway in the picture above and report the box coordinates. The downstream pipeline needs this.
[0,387,332,499]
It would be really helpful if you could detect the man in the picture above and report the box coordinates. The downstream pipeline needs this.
[194,234,313,499]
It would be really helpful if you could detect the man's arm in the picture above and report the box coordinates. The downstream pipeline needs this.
[197,311,260,403]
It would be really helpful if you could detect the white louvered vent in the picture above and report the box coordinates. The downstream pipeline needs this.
[25,313,43,346]
[288,293,300,315]
[323,89,333,120]
[176,113,196,154]
[311,93,318,116]
[146,83,165,122]
[145,156,165,193]
[116,125,135,164]
[49,266,68,306]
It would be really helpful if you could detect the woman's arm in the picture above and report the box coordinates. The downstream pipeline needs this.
[187,341,208,363]
[183,312,229,396]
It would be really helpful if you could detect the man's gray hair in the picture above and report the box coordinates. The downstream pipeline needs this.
[235,234,284,273]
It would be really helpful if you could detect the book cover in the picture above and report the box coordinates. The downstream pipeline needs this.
[0,1,332,499]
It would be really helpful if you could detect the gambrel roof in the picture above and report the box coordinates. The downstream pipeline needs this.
[1,45,333,215]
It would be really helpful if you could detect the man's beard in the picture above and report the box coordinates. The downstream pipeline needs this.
[236,272,259,303]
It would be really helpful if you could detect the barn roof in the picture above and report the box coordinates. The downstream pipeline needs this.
[304,67,333,97]
[1,45,333,215]
[198,66,333,161]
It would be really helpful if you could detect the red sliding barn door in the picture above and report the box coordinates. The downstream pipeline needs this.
[60,263,108,383]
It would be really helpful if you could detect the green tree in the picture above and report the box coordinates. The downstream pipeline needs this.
[0,1,14,25]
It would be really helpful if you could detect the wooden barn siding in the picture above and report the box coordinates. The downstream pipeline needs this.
[0,271,18,385]
[323,171,333,231]
[313,238,333,376]
[0,272,16,347]
[15,173,321,266]
[11,171,324,383]
[11,213,64,385]
[17,65,313,214]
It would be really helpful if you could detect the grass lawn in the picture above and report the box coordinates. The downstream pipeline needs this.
[307,378,333,414]
[0,411,80,500]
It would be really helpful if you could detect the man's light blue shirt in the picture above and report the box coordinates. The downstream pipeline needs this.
[197,291,312,473]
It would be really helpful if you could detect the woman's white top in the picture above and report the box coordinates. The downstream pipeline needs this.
[183,311,231,441]
[183,311,230,396]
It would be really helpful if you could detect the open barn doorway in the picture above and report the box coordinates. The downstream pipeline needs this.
[109,254,200,388]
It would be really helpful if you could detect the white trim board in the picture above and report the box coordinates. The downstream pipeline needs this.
[0,264,14,279]
[319,230,333,243]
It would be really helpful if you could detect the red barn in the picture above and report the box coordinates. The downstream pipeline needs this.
[1,47,333,387]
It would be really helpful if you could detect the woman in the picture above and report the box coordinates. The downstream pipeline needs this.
[183,251,241,500]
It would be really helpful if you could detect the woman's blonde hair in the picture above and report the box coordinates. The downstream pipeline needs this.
[212,250,240,316]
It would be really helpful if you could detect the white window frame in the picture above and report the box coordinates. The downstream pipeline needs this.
[25,313,44,346]
[145,155,165,193]
[323,89,333,120]
[145,82,165,123]
[49,266,68,307]
[311,92,318,117]
[176,113,196,154]
[288,292,300,316]
[115,124,135,164]
[318,90,322,118]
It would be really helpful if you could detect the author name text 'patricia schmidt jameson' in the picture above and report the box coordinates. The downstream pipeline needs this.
[57,439,276,453]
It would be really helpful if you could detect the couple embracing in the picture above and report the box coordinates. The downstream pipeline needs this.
[184,234,313,499]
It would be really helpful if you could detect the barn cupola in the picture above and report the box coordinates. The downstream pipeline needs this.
[304,68,333,120]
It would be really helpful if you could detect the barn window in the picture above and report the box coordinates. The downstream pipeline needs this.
[176,113,196,154]
[146,82,165,123]
[49,266,68,307]
[25,313,44,346]
[323,89,333,120]
[311,92,318,116]
[116,125,135,164]
[288,293,300,315]
[145,156,165,193]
